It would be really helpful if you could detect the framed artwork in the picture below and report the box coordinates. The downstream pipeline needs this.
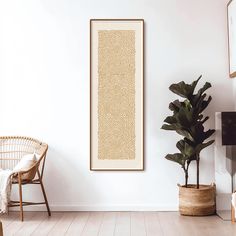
[90,19,144,170]
[228,0,236,78]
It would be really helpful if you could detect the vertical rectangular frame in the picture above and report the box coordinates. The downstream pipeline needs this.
[90,19,144,170]
[227,0,236,78]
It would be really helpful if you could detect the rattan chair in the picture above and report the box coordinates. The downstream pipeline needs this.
[0,136,51,221]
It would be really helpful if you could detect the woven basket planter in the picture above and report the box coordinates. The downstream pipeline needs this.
[178,184,216,216]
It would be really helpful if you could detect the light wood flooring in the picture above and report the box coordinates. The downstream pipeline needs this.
[0,211,236,236]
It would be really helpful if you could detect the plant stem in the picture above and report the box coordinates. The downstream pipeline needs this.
[196,156,200,189]
[185,170,188,187]
[184,162,190,188]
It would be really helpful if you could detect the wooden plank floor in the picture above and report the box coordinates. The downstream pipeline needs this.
[0,211,236,236]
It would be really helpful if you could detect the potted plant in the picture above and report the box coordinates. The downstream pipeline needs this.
[161,75,216,216]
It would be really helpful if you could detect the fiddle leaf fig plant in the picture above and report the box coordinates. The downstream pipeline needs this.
[161,75,215,188]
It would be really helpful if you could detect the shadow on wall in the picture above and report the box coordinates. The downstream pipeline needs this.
[43,148,105,207]
[10,147,104,208]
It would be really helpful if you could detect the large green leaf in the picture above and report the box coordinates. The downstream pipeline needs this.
[192,93,206,113]
[169,76,202,100]
[189,122,204,142]
[176,139,195,157]
[197,82,212,96]
[203,129,215,141]
[198,96,212,114]
[176,129,194,141]
[165,153,186,166]
[195,140,215,154]
[169,100,183,112]
[164,116,177,124]
[176,140,185,153]
[169,82,193,99]
[200,116,209,124]
[190,81,211,106]
[198,114,203,120]
[191,75,202,91]
[161,124,179,131]
[175,107,192,127]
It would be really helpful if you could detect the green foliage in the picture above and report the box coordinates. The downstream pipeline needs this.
[161,76,215,187]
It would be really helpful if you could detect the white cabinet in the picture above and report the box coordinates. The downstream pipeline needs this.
[215,112,235,220]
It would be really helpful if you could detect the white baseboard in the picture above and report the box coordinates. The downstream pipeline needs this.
[9,204,178,212]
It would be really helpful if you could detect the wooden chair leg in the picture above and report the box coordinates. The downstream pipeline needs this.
[18,174,24,221]
[232,204,235,223]
[0,221,3,236]
[37,171,51,216]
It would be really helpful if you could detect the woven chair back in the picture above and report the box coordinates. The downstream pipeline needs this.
[0,136,48,179]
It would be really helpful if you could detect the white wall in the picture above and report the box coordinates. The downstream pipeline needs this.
[0,0,233,211]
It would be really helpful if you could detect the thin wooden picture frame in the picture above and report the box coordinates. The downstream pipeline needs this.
[90,19,144,171]
[227,0,236,78]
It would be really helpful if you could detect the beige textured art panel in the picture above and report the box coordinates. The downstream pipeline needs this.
[98,30,135,160]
